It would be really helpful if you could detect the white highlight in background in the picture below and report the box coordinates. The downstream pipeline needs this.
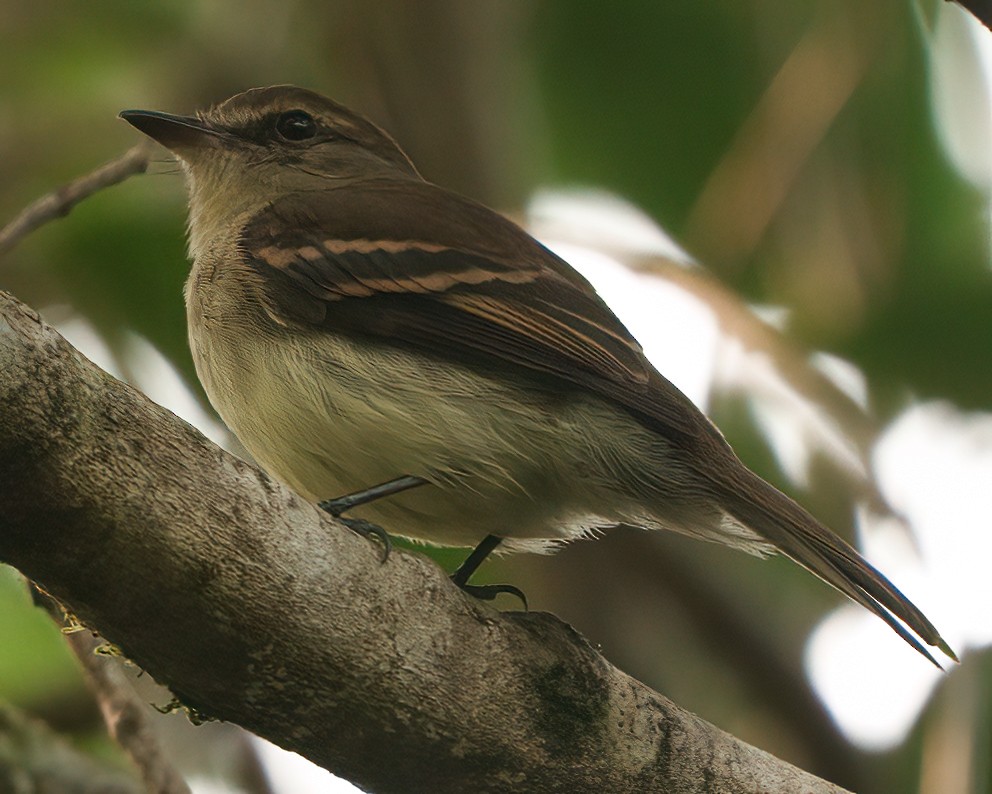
[806,403,990,749]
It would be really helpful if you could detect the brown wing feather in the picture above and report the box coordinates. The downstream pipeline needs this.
[240,179,707,440]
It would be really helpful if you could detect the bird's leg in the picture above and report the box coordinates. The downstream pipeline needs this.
[451,534,527,609]
[319,474,428,562]
[320,474,428,514]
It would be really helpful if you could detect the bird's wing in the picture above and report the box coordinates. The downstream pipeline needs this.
[239,178,705,441]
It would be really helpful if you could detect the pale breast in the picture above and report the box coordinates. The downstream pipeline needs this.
[184,258,619,547]
[184,252,734,552]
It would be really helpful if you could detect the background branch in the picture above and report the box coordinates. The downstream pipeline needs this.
[0,142,152,257]
[0,702,142,794]
[0,289,849,793]
[60,623,192,794]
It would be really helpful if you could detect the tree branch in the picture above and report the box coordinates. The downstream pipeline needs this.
[0,143,153,257]
[0,290,849,794]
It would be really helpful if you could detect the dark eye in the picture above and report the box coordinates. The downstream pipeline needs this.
[275,110,317,141]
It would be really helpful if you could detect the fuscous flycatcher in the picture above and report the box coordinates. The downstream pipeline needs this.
[120,85,953,665]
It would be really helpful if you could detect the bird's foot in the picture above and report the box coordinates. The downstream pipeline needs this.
[318,475,427,563]
[450,534,527,609]
[454,580,528,610]
[334,515,392,563]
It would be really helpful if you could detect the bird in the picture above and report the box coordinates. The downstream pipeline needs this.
[120,85,953,666]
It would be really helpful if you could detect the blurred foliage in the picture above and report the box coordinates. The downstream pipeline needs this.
[1,1,990,792]
[0,571,84,714]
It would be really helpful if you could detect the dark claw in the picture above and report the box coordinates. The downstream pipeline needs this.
[319,475,426,563]
[318,495,352,517]
[448,534,524,608]
[454,580,528,611]
[336,516,392,563]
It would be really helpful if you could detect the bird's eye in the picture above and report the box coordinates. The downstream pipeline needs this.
[275,110,317,141]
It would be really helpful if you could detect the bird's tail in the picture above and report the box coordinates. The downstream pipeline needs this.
[712,459,955,667]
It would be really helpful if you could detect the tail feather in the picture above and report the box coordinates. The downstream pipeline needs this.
[715,462,955,667]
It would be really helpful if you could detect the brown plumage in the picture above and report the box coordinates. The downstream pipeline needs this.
[121,85,954,666]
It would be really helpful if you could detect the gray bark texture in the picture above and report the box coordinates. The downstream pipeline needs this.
[0,290,849,794]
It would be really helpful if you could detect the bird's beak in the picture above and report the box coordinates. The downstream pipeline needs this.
[119,109,227,154]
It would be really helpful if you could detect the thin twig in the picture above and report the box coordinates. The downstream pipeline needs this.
[681,14,871,267]
[65,631,191,794]
[0,701,143,793]
[33,590,192,794]
[0,142,153,257]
